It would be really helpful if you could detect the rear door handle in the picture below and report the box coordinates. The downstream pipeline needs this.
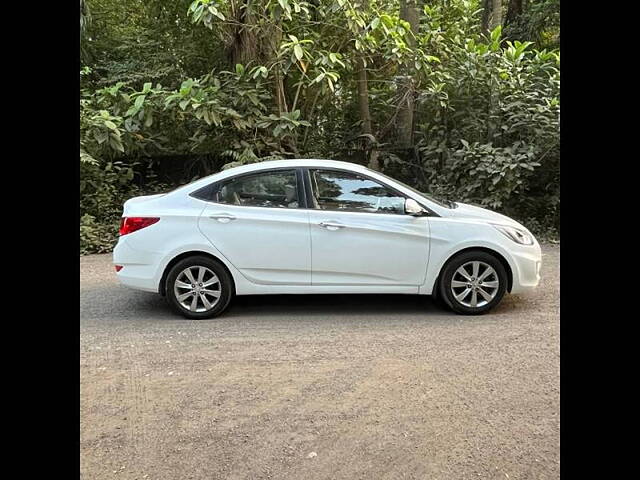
[319,221,346,230]
[209,213,236,223]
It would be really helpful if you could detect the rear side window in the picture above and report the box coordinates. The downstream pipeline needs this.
[310,169,406,214]
[216,170,299,209]
[190,183,216,201]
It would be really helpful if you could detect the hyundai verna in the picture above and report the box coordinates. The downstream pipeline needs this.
[113,159,541,319]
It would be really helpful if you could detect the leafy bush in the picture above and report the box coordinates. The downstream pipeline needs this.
[80,214,120,255]
[80,0,559,253]
[409,34,559,231]
[80,159,171,254]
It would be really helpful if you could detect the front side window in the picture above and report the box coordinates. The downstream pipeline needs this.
[216,170,299,208]
[310,169,406,214]
[367,168,455,209]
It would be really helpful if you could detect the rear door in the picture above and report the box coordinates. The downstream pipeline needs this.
[307,168,430,286]
[198,168,311,285]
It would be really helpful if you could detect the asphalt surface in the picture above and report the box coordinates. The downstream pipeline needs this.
[80,244,559,480]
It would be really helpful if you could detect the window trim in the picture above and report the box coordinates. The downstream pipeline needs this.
[305,167,437,217]
[190,167,307,209]
[189,165,439,216]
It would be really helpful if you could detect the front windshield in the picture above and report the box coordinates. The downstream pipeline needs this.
[367,169,456,209]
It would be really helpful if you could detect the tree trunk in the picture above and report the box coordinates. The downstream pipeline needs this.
[504,0,523,27]
[355,0,377,169]
[488,0,502,142]
[356,56,372,136]
[270,21,287,115]
[228,0,259,66]
[481,0,492,37]
[80,0,91,61]
[356,55,380,169]
[503,0,524,41]
[490,0,502,30]
[397,0,420,150]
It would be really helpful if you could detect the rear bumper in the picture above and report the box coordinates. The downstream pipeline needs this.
[113,238,162,293]
[509,242,542,294]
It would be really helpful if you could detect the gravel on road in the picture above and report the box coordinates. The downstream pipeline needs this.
[80,244,559,480]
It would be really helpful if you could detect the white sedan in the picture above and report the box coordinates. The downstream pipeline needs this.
[113,159,541,318]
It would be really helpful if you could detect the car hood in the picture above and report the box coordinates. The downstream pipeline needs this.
[446,202,524,228]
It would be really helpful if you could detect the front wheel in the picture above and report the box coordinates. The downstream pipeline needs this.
[439,251,508,315]
[165,256,233,319]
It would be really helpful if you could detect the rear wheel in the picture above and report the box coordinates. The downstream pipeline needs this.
[165,256,233,319]
[439,251,507,315]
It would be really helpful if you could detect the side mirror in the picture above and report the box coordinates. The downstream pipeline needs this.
[405,198,427,216]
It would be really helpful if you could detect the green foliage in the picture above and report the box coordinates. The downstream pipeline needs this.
[80,214,119,255]
[80,0,559,254]
[83,0,221,88]
[80,161,136,220]
[80,160,170,253]
[504,0,560,49]
[410,28,559,227]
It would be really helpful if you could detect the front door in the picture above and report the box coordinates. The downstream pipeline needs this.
[198,168,311,285]
[307,168,430,286]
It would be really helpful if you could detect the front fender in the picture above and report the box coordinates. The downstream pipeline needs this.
[420,220,519,295]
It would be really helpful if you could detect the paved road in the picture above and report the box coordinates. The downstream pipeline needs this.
[81,245,559,480]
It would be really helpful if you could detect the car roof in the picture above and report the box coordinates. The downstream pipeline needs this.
[170,158,449,217]
[223,159,369,174]
[171,159,373,196]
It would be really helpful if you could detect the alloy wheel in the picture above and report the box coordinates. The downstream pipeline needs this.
[173,266,222,313]
[450,260,500,308]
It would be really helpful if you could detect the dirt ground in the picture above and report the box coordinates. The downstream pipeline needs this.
[80,244,559,480]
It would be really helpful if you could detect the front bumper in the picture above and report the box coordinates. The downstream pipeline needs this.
[509,242,542,294]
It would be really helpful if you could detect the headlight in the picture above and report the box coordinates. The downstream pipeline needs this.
[492,224,534,245]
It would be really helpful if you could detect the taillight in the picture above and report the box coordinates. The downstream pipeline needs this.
[115,265,123,272]
[119,217,160,236]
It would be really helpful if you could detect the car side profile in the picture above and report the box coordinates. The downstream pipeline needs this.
[113,159,541,318]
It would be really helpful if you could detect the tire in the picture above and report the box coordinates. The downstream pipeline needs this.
[439,251,507,315]
[165,255,233,319]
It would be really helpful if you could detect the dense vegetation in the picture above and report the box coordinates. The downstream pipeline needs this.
[80,0,559,254]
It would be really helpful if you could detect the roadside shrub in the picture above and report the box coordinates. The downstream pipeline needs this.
[80,161,137,221]
[79,2,559,252]
[80,214,119,255]
[80,159,171,254]
[410,36,559,232]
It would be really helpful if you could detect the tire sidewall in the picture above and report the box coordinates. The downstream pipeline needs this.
[439,251,507,315]
[165,256,233,319]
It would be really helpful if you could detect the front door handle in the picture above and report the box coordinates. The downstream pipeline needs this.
[209,213,236,223]
[319,221,346,230]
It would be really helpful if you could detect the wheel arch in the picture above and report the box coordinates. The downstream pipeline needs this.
[434,246,513,294]
[159,250,237,296]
